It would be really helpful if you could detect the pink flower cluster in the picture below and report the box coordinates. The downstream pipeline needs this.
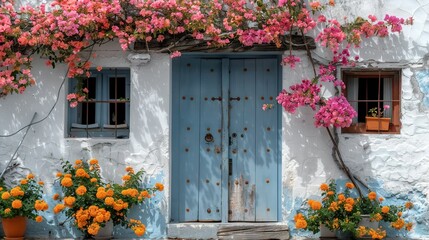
[314,96,357,128]
[276,80,321,113]
[282,55,301,69]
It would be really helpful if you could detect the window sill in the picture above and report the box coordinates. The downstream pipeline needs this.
[341,123,400,134]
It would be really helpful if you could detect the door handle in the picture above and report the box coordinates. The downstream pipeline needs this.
[205,133,214,143]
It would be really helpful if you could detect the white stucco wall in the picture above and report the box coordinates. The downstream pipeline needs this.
[0,0,429,239]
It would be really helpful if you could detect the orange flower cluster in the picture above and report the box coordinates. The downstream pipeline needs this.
[0,173,47,222]
[129,219,146,236]
[294,213,307,229]
[295,181,414,239]
[54,158,163,237]
[75,206,111,234]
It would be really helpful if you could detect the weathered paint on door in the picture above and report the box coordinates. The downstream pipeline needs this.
[171,57,279,222]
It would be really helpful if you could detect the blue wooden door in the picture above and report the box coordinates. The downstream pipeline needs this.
[172,57,279,222]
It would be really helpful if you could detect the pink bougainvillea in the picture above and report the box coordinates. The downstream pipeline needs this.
[314,96,357,128]
[0,0,411,121]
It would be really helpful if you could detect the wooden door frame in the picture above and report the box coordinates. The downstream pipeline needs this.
[170,53,283,223]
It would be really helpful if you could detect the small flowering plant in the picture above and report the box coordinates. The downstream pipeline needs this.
[368,105,390,118]
[0,173,48,222]
[294,181,413,239]
[53,159,164,238]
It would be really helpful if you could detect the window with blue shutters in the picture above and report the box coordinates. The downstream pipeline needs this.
[67,69,130,138]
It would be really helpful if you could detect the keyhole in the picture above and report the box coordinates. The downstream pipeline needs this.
[205,133,214,143]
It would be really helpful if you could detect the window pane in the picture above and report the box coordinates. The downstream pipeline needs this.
[109,77,126,99]
[80,102,96,124]
[79,77,96,124]
[84,77,97,99]
[109,103,126,125]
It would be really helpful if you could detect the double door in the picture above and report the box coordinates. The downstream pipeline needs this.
[172,57,280,222]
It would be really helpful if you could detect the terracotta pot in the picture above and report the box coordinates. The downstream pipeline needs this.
[365,117,390,131]
[93,220,113,240]
[2,216,27,240]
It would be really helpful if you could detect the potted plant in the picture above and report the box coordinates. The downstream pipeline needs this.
[366,105,391,131]
[0,173,48,239]
[294,181,413,239]
[53,159,164,239]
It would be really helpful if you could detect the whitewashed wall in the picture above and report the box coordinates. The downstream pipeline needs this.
[0,0,428,239]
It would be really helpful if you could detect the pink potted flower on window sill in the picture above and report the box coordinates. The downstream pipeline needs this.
[366,105,391,131]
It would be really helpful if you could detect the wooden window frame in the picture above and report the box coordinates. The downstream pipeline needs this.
[341,69,401,134]
[67,69,130,138]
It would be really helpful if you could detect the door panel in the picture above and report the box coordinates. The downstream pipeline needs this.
[198,59,222,221]
[173,57,279,222]
[178,58,201,221]
[255,58,278,221]
[228,59,257,221]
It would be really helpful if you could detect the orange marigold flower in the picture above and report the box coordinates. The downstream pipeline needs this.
[141,190,151,198]
[368,192,377,200]
[75,159,82,165]
[379,197,384,202]
[95,214,105,223]
[345,182,354,189]
[12,199,23,209]
[125,166,134,173]
[320,183,329,191]
[105,197,114,206]
[61,177,73,187]
[405,202,413,209]
[398,211,403,217]
[10,187,24,197]
[106,189,114,197]
[405,222,413,231]
[344,203,353,212]
[155,183,164,191]
[64,173,72,178]
[122,175,131,181]
[20,179,28,185]
[90,178,97,183]
[4,208,11,214]
[392,218,405,230]
[381,206,390,214]
[53,204,65,214]
[328,202,339,211]
[345,197,354,205]
[27,173,35,179]
[76,186,87,195]
[89,158,98,165]
[35,216,43,223]
[64,196,76,207]
[96,190,107,199]
[329,0,335,6]
[56,172,63,177]
[327,191,334,196]
[104,211,111,221]
[310,200,322,210]
[133,225,146,236]
[38,181,44,185]
[53,193,60,200]
[337,194,345,202]
[87,222,101,236]
[88,205,99,217]
[295,218,307,229]
[75,169,88,178]
[34,200,48,211]
[2,192,10,200]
